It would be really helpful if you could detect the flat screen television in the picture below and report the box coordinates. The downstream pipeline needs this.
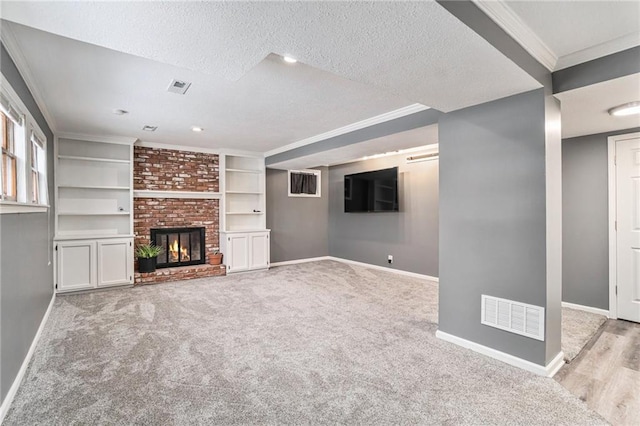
[344,167,399,213]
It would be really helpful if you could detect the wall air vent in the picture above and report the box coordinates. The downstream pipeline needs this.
[481,295,545,341]
[406,152,439,163]
[142,125,158,132]
[167,79,191,95]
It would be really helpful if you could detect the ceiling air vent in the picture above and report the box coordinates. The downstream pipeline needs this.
[142,125,158,132]
[406,152,438,163]
[167,79,191,95]
[481,295,545,341]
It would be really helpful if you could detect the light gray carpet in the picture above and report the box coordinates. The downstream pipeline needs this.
[561,307,607,363]
[6,260,604,425]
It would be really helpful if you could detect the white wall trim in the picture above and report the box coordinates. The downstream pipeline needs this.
[607,132,640,320]
[264,104,430,158]
[555,33,640,70]
[1,23,58,133]
[561,301,610,318]
[270,256,333,267]
[473,0,557,71]
[0,293,56,423]
[328,256,439,282]
[435,330,565,377]
[269,255,439,282]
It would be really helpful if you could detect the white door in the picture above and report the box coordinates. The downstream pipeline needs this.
[228,234,249,273]
[249,232,270,269]
[615,135,640,322]
[97,238,133,287]
[57,240,96,292]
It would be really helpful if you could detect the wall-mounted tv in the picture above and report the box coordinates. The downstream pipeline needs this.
[344,167,399,213]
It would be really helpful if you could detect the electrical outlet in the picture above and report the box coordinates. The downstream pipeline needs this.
[388,255,393,264]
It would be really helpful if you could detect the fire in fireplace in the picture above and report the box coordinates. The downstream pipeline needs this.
[150,227,206,268]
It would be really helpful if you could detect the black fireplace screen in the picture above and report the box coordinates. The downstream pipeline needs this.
[150,227,206,268]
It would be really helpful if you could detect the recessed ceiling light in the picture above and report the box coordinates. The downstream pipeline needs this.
[112,109,128,115]
[608,101,640,117]
[283,56,297,64]
[142,125,158,132]
[192,127,204,132]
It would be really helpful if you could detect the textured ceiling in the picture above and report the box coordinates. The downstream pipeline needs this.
[3,22,418,151]
[1,1,540,116]
[556,73,640,139]
[505,0,640,69]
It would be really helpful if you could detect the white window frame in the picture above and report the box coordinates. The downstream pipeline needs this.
[288,169,321,198]
[0,73,49,214]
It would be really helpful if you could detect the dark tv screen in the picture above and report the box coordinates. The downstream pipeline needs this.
[344,167,399,213]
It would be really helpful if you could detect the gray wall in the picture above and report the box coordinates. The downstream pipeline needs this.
[266,167,329,262]
[439,89,552,365]
[328,155,439,276]
[562,127,640,310]
[1,42,55,401]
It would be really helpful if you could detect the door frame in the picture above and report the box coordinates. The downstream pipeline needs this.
[607,131,640,320]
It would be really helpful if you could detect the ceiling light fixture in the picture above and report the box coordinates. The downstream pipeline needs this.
[608,101,640,117]
[112,109,128,115]
[283,56,297,64]
[142,125,158,132]
[192,127,204,132]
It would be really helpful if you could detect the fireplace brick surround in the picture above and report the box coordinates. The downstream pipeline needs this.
[133,146,225,284]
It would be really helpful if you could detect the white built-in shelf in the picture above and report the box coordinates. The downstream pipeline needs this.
[58,185,130,190]
[58,211,131,216]
[226,190,262,194]
[226,168,261,174]
[226,211,264,215]
[58,155,131,164]
[133,190,221,199]
[55,233,135,241]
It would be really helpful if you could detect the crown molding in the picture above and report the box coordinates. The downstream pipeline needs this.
[555,32,640,70]
[1,23,59,134]
[473,0,557,71]
[57,132,137,145]
[264,103,430,158]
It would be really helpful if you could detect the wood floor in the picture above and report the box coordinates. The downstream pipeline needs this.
[555,319,640,426]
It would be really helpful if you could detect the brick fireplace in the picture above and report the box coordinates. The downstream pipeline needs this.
[133,146,225,284]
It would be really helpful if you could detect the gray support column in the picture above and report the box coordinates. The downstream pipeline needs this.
[438,88,562,369]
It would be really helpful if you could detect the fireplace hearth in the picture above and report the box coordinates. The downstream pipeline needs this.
[151,227,206,268]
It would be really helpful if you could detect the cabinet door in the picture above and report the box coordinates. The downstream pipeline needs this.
[97,238,133,287]
[57,240,96,292]
[227,234,249,273]
[249,232,270,270]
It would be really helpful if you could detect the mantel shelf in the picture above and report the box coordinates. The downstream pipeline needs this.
[134,190,222,199]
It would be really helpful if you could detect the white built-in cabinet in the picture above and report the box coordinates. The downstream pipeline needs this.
[220,154,270,273]
[54,136,135,292]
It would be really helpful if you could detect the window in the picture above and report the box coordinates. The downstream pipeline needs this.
[30,130,47,204]
[288,169,321,197]
[1,111,17,200]
[0,75,48,213]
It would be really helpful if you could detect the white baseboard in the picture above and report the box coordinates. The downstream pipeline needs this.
[0,293,55,423]
[270,256,332,267]
[328,256,439,282]
[435,330,565,377]
[561,301,609,318]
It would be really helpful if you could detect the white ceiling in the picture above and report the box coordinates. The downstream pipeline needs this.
[3,21,421,152]
[268,125,439,170]
[504,0,640,70]
[556,73,640,139]
[2,1,540,151]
